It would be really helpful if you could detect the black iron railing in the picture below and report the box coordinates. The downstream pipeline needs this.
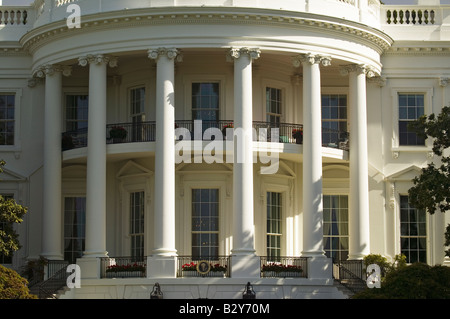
[107,122,156,144]
[100,256,146,279]
[333,260,367,293]
[177,256,231,278]
[38,261,70,299]
[260,256,308,278]
[62,120,348,151]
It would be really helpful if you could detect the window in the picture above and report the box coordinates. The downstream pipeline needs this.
[322,94,348,146]
[266,88,282,126]
[0,194,14,264]
[191,189,219,259]
[192,83,219,123]
[400,196,427,263]
[130,87,146,142]
[323,195,349,262]
[398,94,425,146]
[0,94,15,146]
[130,191,145,259]
[66,95,88,132]
[64,197,86,264]
[267,192,282,261]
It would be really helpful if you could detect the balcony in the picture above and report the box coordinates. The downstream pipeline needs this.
[99,255,308,279]
[61,120,349,152]
[32,0,382,29]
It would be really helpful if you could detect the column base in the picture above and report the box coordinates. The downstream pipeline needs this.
[82,250,108,259]
[77,257,101,279]
[147,255,177,278]
[40,253,64,261]
[306,256,332,280]
[231,254,261,278]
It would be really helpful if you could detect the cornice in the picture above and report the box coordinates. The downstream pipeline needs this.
[384,45,450,56]
[20,7,393,56]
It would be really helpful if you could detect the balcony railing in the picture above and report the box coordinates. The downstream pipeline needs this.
[260,256,308,278]
[177,256,231,278]
[100,256,146,279]
[62,120,349,151]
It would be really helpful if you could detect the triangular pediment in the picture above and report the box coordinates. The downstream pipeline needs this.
[116,160,153,178]
[386,165,422,181]
[0,168,26,182]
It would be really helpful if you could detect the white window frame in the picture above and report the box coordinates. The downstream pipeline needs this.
[63,196,86,264]
[129,191,145,259]
[183,75,227,121]
[63,90,89,132]
[266,191,283,260]
[391,87,433,153]
[0,89,22,153]
[129,86,146,123]
[399,194,427,264]
[181,180,228,256]
[262,79,291,124]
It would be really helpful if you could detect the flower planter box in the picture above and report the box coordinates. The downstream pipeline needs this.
[105,271,144,278]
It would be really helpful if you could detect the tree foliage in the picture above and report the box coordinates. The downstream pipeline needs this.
[0,160,28,257]
[353,262,450,299]
[408,106,450,214]
[0,265,37,299]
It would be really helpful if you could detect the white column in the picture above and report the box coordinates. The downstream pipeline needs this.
[78,54,117,258]
[38,64,71,260]
[346,64,372,260]
[147,48,178,278]
[228,47,261,278]
[300,54,331,258]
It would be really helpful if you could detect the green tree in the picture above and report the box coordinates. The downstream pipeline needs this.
[408,106,450,214]
[408,106,450,257]
[0,265,37,299]
[0,161,28,258]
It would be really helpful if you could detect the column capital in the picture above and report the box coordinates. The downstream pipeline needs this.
[78,54,118,68]
[340,64,377,78]
[148,48,181,61]
[292,53,331,68]
[34,64,72,78]
[228,47,261,61]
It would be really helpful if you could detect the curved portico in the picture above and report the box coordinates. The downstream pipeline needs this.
[23,2,391,282]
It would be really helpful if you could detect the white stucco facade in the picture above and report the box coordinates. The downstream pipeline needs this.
[0,0,449,299]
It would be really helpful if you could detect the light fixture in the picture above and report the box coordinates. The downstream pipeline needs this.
[150,283,163,299]
[242,282,256,299]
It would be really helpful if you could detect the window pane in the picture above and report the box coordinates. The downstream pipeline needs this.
[0,94,15,146]
[400,195,427,263]
[64,197,86,264]
[130,192,145,258]
[323,195,349,261]
[267,192,282,259]
[191,189,219,258]
[398,94,425,146]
